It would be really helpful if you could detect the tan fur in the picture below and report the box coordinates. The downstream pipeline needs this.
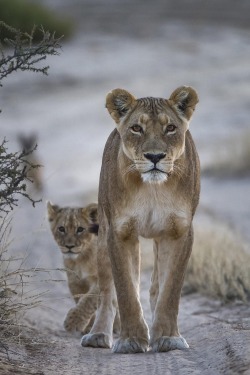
[47,202,99,334]
[81,86,200,353]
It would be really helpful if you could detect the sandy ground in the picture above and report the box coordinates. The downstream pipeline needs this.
[1,1,250,374]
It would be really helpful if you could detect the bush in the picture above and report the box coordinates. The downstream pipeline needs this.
[202,131,250,178]
[0,139,41,215]
[185,222,250,302]
[0,22,63,91]
[0,21,62,360]
[0,0,73,42]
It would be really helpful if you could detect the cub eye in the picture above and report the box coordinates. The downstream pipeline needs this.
[166,124,176,133]
[58,226,65,233]
[77,227,85,233]
[131,124,143,134]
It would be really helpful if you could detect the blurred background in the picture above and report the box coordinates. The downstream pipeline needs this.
[0,0,250,268]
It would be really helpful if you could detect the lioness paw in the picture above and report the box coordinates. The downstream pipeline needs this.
[81,333,112,348]
[112,337,149,354]
[151,336,189,353]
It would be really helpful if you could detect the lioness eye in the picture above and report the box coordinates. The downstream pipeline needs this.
[77,227,84,233]
[58,226,65,233]
[166,124,176,133]
[131,124,143,133]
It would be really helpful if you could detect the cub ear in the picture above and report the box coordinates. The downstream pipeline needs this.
[84,203,99,236]
[169,86,199,121]
[106,88,136,123]
[47,201,59,221]
[84,203,98,223]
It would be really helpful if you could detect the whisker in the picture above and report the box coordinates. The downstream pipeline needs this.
[173,163,187,179]
[122,163,137,177]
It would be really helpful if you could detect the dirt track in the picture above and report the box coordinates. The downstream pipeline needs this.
[1,0,250,374]
[2,264,250,375]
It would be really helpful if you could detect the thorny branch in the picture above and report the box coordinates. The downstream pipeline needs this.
[0,22,62,88]
[0,22,63,214]
[0,139,41,215]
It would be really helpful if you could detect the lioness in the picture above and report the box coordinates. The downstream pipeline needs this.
[81,86,200,353]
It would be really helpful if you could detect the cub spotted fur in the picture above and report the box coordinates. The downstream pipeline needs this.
[81,86,200,353]
[47,202,99,333]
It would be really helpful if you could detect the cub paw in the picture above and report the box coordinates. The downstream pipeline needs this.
[151,336,189,353]
[63,307,88,333]
[81,333,112,348]
[112,337,148,354]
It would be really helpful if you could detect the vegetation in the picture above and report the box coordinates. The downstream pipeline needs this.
[0,0,73,42]
[141,222,250,302]
[0,139,41,215]
[0,22,62,90]
[0,22,62,360]
[185,221,250,302]
[203,131,250,178]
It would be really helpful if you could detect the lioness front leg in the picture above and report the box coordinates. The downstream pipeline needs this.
[80,251,117,348]
[150,227,193,352]
[149,241,159,321]
[81,218,117,349]
[109,228,149,354]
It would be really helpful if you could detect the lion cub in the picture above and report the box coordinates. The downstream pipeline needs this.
[47,202,99,334]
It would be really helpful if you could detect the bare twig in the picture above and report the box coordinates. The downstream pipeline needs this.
[0,22,62,87]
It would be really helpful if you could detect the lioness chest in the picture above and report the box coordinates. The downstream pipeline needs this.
[115,183,191,239]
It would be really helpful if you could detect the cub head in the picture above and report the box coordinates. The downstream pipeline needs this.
[47,202,98,259]
[106,86,198,183]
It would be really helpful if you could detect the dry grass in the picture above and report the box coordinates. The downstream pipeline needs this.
[185,221,250,301]
[140,222,250,302]
[203,131,250,177]
[0,217,50,360]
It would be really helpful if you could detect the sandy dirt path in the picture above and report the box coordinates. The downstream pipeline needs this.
[2,270,250,375]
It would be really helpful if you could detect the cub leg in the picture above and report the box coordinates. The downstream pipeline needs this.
[109,228,149,354]
[64,284,98,333]
[65,268,90,304]
[150,226,193,352]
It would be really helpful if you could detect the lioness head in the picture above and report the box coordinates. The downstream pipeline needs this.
[106,86,198,183]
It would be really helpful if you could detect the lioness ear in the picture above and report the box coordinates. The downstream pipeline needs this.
[47,201,59,221]
[106,88,136,123]
[169,86,199,121]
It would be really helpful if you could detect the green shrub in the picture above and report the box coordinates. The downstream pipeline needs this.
[0,0,73,42]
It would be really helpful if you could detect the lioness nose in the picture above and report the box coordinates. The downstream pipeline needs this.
[144,153,166,164]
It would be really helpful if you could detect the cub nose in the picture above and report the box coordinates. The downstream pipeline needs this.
[66,245,75,250]
[144,153,166,164]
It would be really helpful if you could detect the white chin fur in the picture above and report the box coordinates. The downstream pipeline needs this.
[63,253,79,260]
[141,171,168,184]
